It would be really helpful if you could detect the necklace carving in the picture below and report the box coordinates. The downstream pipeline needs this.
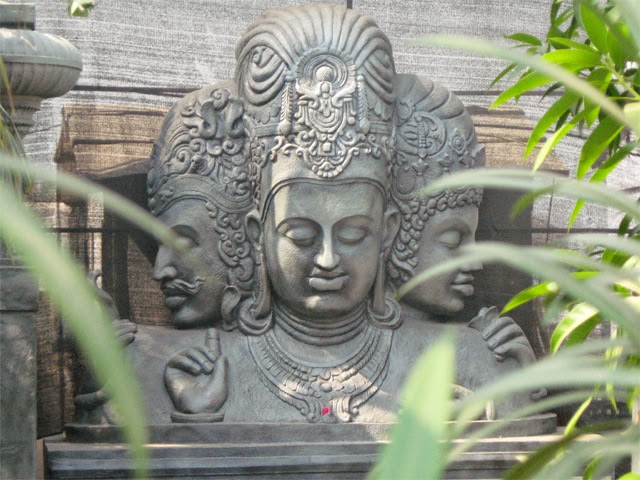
[248,304,394,423]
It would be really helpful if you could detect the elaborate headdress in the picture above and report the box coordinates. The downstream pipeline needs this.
[388,74,485,284]
[234,5,400,334]
[147,81,254,304]
[236,4,397,216]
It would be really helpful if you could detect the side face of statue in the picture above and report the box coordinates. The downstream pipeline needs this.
[402,203,481,315]
[147,82,253,329]
[152,198,229,327]
[388,74,486,318]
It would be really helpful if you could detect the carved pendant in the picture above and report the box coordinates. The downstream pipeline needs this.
[248,322,393,423]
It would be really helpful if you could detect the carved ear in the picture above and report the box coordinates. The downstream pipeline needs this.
[245,209,263,246]
[382,205,401,251]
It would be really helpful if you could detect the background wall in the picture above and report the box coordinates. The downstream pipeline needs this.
[23,0,639,436]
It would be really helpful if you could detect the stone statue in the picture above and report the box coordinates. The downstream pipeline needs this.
[147,81,253,329]
[389,73,538,371]
[74,4,538,427]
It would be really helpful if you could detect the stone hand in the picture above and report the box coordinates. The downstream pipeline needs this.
[164,328,228,414]
[468,306,535,365]
[113,319,136,347]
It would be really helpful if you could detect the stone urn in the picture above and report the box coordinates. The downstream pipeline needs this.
[0,2,82,137]
[0,3,82,479]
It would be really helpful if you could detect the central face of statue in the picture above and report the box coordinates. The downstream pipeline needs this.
[263,181,385,321]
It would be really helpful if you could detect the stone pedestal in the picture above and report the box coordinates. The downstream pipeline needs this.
[44,415,566,479]
[0,264,39,479]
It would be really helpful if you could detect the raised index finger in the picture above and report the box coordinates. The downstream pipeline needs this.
[205,328,222,359]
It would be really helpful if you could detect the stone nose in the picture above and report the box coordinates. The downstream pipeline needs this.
[314,235,341,271]
[152,245,178,282]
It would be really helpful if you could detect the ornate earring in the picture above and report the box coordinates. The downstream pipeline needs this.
[368,251,403,329]
[372,251,387,317]
[236,241,273,335]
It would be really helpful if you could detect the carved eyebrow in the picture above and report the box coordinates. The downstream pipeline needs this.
[276,217,319,232]
[335,215,375,228]
[172,225,200,242]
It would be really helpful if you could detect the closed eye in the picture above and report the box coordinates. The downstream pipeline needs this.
[337,226,368,244]
[283,226,317,247]
[438,230,462,249]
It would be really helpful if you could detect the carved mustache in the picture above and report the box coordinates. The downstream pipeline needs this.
[162,276,206,296]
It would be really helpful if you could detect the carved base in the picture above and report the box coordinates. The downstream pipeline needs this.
[45,416,565,479]
[1,96,43,139]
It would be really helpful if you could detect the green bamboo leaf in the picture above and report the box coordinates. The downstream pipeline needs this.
[0,184,148,476]
[68,0,96,17]
[606,3,639,65]
[606,21,630,68]
[583,457,600,480]
[492,71,553,108]
[501,281,558,313]
[568,233,640,259]
[541,48,604,69]
[504,33,543,45]
[541,81,565,100]
[551,303,600,353]
[578,117,625,179]
[372,336,454,480]
[524,92,579,158]
[536,109,589,170]
[448,390,595,461]
[529,427,639,480]
[583,68,612,127]
[548,37,599,52]
[419,168,640,223]
[488,62,519,90]
[579,1,610,54]
[533,113,582,170]
[0,156,183,253]
[564,396,593,435]
[624,102,640,134]
[533,112,584,172]
[619,473,640,480]
[615,0,640,59]
[398,242,640,346]
[453,339,638,426]
[503,271,600,314]
[569,142,637,227]
[413,35,634,133]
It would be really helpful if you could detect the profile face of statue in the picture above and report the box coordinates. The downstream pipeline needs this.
[153,198,228,328]
[402,204,482,316]
[260,181,387,320]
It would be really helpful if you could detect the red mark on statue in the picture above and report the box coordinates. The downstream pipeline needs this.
[321,407,331,416]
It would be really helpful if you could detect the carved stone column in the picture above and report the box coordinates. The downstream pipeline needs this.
[0,3,81,478]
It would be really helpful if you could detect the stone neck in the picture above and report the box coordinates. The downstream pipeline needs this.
[272,300,367,347]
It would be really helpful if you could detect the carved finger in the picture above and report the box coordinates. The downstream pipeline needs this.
[468,306,498,333]
[185,348,215,374]
[205,355,229,412]
[486,323,525,349]
[205,328,222,359]
[167,354,203,375]
[118,332,136,346]
[481,316,518,340]
[492,341,536,365]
